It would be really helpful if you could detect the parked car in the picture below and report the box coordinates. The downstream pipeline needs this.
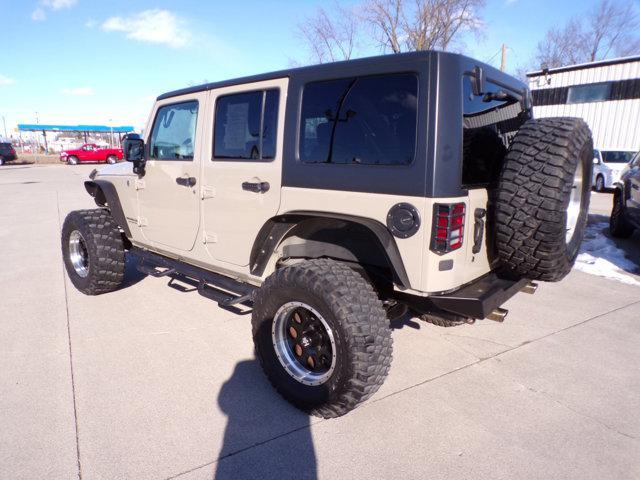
[0,142,18,166]
[61,51,593,418]
[610,151,640,237]
[60,144,123,165]
[593,149,636,192]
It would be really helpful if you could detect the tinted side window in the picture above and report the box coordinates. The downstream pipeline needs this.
[567,83,612,104]
[149,101,199,160]
[214,89,279,160]
[300,74,418,166]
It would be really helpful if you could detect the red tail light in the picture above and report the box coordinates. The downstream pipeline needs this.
[431,203,466,254]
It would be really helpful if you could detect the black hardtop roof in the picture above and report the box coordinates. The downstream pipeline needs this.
[157,50,511,101]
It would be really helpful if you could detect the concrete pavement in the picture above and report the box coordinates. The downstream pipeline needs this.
[1,164,639,479]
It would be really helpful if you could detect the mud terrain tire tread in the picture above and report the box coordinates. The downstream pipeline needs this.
[252,259,392,419]
[495,117,592,282]
[61,208,125,295]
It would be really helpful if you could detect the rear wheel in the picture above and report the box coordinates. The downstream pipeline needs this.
[67,156,79,165]
[106,155,117,164]
[495,118,593,282]
[595,175,605,192]
[610,189,635,238]
[61,209,125,295]
[252,259,392,418]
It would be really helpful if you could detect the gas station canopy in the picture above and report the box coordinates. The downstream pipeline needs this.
[18,124,134,133]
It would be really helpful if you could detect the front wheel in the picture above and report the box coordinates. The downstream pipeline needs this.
[61,209,125,295]
[610,189,635,238]
[595,175,605,192]
[252,259,392,418]
[67,156,79,165]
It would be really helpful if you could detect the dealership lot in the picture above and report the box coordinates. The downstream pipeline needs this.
[1,164,639,480]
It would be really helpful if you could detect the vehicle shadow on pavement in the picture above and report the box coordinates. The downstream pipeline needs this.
[213,359,318,480]
[581,214,640,274]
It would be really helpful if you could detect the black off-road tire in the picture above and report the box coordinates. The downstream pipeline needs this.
[610,189,635,238]
[495,118,593,282]
[252,259,393,418]
[61,209,125,295]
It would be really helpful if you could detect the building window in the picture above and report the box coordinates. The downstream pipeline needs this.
[299,73,418,166]
[213,89,279,160]
[567,83,612,104]
[149,101,199,160]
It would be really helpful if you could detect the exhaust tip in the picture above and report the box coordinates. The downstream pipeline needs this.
[486,308,508,322]
[521,282,539,295]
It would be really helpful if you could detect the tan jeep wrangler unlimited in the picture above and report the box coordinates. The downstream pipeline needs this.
[61,51,593,418]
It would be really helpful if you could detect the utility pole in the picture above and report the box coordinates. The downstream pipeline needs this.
[500,44,507,72]
[1,116,6,140]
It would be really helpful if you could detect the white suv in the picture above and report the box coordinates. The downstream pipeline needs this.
[593,149,635,192]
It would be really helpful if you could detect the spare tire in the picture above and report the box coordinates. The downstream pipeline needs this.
[495,117,592,282]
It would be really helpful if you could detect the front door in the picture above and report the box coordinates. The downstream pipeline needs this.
[201,78,287,267]
[137,94,205,252]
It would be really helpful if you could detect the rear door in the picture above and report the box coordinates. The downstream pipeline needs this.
[201,78,287,267]
[137,93,206,252]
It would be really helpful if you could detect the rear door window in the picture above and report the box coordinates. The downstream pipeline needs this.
[213,89,280,160]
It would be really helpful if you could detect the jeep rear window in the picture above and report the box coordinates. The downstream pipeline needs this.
[462,75,525,187]
[213,89,279,160]
[299,73,417,166]
[149,101,199,161]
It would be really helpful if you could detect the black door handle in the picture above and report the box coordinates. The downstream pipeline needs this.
[176,176,196,187]
[242,181,270,193]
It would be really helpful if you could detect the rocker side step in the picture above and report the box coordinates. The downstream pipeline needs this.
[131,247,256,310]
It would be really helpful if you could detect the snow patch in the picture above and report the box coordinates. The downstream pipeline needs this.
[574,221,640,286]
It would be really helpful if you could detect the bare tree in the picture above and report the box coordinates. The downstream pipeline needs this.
[533,0,640,69]
[297,5,360,64]
[587,0,640,60]
[363,0,403,53]
[534,20,587,69]
[363,0,485,53]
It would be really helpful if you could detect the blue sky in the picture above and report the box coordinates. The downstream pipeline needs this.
[0,0,624,135]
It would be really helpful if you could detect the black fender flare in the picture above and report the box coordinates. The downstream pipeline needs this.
[249,211,411,289]
[84,180,132,238]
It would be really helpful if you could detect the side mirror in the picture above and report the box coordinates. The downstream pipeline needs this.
[123,134,145,175]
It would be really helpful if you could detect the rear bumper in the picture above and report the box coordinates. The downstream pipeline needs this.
[401,272,529,319]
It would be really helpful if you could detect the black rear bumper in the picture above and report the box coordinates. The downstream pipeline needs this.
[401,272,529,319]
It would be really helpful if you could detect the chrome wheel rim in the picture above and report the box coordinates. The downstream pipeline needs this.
[272,301,337,386]
[566,162,584,243]
[69,230,90,278]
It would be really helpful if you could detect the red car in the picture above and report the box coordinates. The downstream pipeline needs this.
[60,144,123,165]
